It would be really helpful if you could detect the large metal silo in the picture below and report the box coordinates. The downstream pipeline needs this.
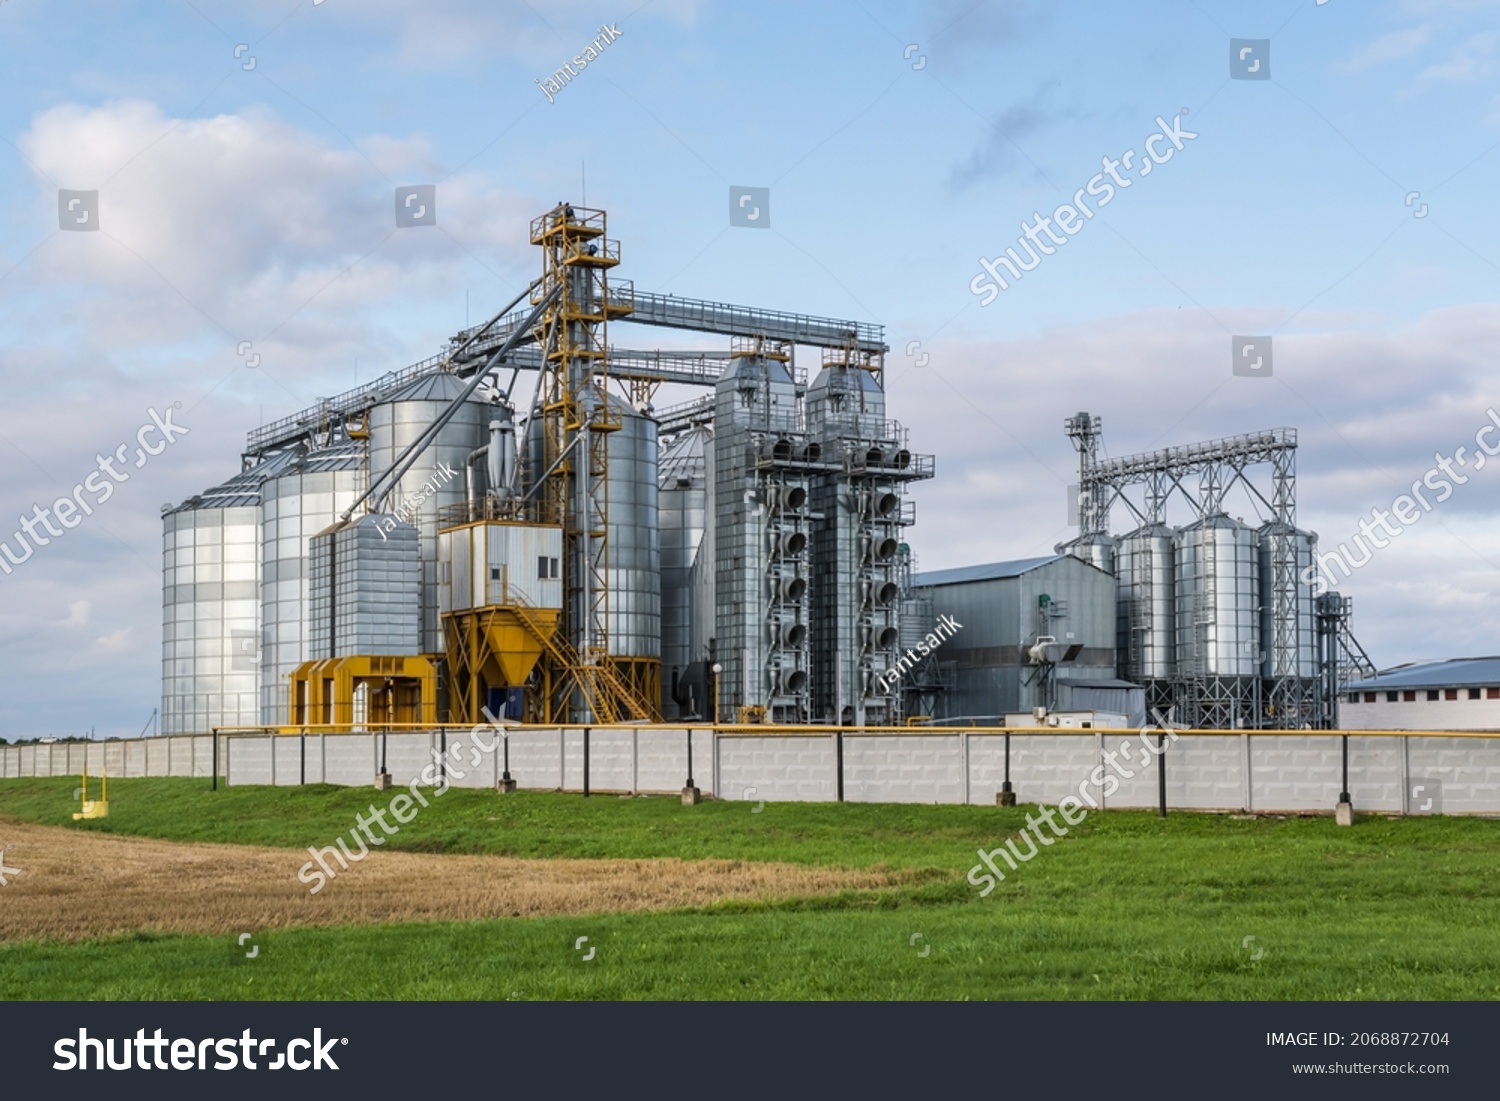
[258,442,365,725]
[519,394,661,664]
[1057,532,1117,576]
[1256,520,1318,680]
[367,373,488,656]
[659,427,709,717]
[162,460,283,734]
[1115,523,1175,684]
[1173,513,1260,727]
[602,390,661,661]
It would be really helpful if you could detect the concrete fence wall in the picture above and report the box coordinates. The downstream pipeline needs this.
[5,728,1498,815]
[0,736,222,781]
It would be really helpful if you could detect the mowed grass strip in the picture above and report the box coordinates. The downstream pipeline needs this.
[0,776,996,868]
[0,820,931,943]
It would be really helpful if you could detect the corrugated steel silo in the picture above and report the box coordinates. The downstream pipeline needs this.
[1057,532,1117,576]
[367,373,488,656]
[659,427,709,717]
[1115,523,1175,683]
[1174,513,1260,679]
[161,459,285,734]
[258,442,365,725]
[517,392,660,665]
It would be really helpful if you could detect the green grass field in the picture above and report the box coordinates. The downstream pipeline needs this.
[1,776,1498,1000]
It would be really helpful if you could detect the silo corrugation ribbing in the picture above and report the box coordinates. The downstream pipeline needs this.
[258,443,365,725]
[1174,514,1260,679]
[602,392,661,659]
[1115,524,1175,683]
[519,393,662,662]
[659,427,709,711]
[162,460,282,735]
[367,373,487,656]
[307,514,421,658]
[1057,532,1117,576]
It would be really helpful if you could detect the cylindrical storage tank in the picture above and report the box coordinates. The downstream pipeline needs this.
[520,395,661,661]
[258,443,366,725]
[603,392,660,659]
[1256,520,1318,679]
[162,462,276,735]
[1174,514,1259,678]
[1115,523,1175,682]
[659,428,709,688]
[367,374,488,655]
[1057,532,1117,576]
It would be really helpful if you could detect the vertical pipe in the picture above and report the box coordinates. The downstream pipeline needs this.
[1339,734,1350,805]
[583,726,591,797]
[300,729,306,786]
[212,732,219,792]
[440,727,448,789]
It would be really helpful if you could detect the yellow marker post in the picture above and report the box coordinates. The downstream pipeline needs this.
[72,762,109,820]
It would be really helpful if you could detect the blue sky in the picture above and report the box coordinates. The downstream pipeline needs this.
[2,0,1499,736]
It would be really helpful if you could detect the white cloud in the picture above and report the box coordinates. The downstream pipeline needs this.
[94,628,132,654]
[1401,31,1497,95]
[242,0,701,69]
[1334,25,1432,75]
[64,599,91,628]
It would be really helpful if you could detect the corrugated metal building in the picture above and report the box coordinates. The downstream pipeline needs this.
[910,554,1132,722]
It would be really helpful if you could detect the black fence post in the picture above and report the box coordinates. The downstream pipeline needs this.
[836,728,845,803]
[1157,732,1168,818]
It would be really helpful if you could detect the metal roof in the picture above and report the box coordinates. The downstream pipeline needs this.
[913,555,1065,587]
[1346,657,1500,691]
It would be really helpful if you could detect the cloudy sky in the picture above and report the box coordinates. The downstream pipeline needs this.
[1,0,1498,737]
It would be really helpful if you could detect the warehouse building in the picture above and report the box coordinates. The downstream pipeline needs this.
[907,555,1138,723]
[1340,657,1500,731]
